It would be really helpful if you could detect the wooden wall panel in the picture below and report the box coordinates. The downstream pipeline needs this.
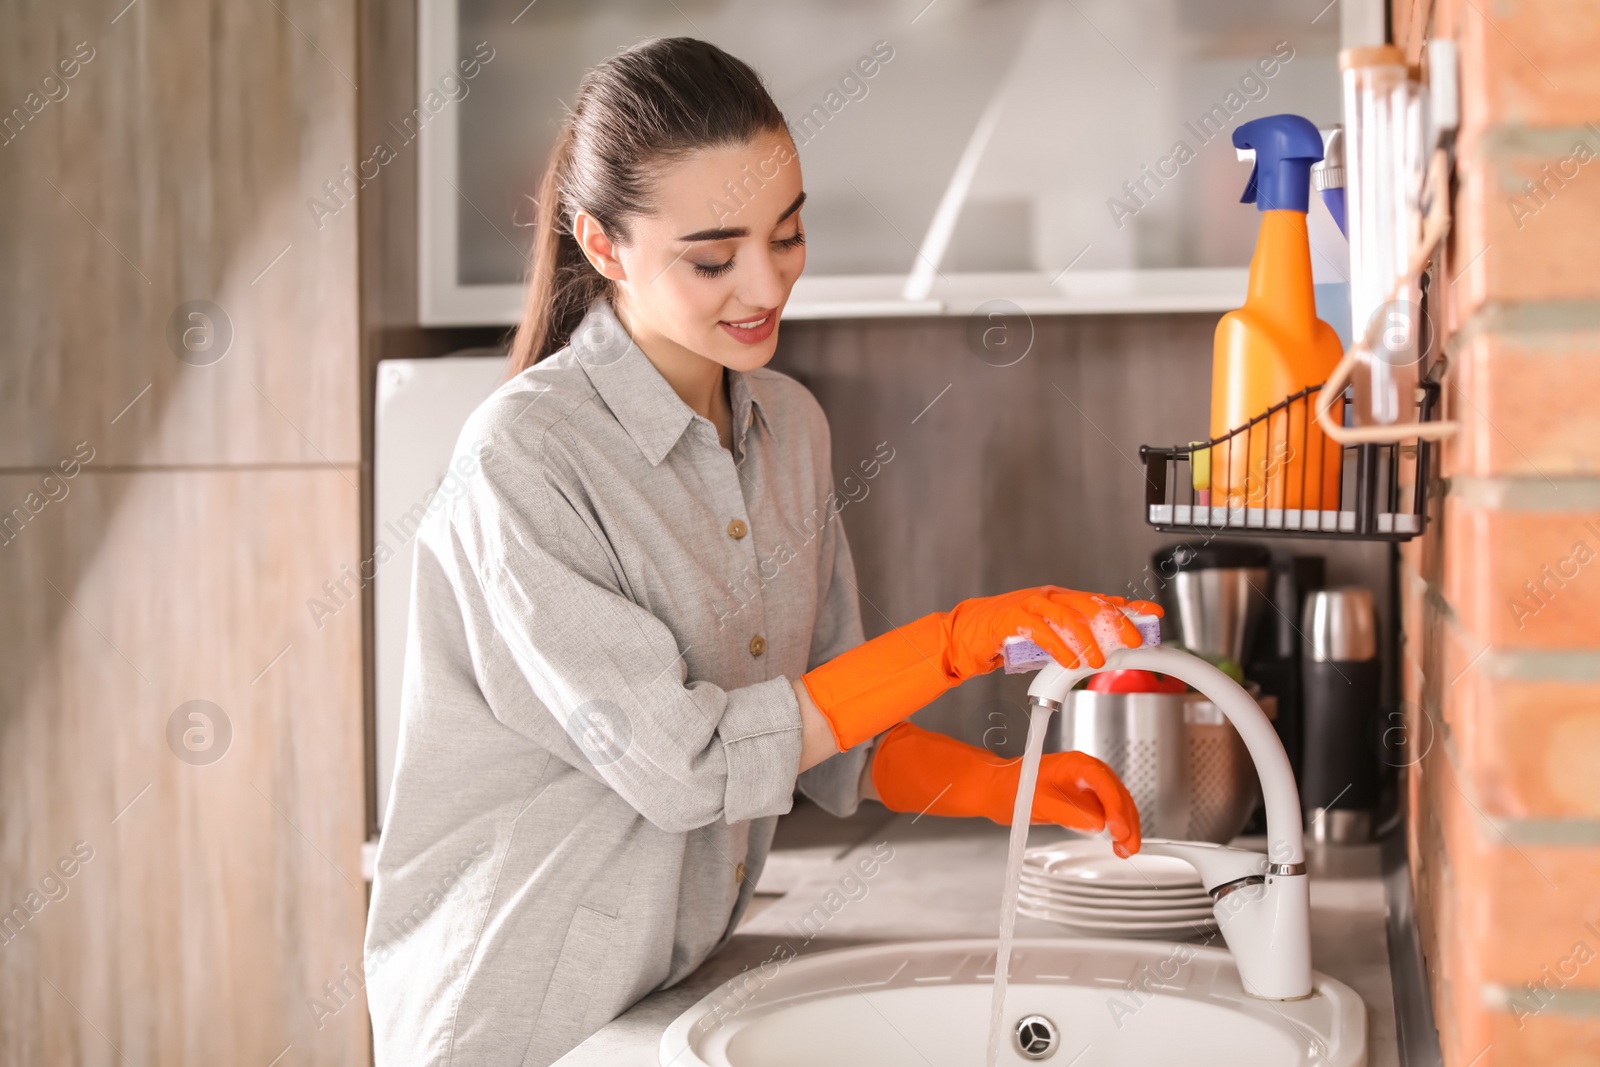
[0,468,368,1065]
[0,0,369,1064]
[0,0,359,468]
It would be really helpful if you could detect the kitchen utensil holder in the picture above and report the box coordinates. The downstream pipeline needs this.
[1140,376,1439,542]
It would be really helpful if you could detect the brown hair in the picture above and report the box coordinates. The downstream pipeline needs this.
[505,37,788,377]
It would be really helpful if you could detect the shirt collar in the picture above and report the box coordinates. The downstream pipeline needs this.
[572,299,770,467]
[572,300,692,467]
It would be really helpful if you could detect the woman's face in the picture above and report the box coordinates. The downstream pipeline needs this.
[602,130,806,371]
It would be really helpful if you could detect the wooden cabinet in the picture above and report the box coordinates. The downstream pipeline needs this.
[0,0,360,468]
[0,1,369,1063]
[0,470,368,1064]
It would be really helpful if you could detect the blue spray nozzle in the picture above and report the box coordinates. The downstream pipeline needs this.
[1234,114,1325,213]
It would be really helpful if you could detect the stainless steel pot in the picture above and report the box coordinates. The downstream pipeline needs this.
[1047,686,1267,844]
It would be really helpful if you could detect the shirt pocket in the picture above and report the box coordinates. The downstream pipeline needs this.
[525,904,618,1064]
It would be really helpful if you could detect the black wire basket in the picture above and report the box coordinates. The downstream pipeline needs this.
[1139,379,1439,542]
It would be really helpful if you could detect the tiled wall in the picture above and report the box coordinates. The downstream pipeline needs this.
[1395,1,1600,1062]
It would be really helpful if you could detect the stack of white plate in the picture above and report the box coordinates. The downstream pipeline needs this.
[1017,841,1218,939]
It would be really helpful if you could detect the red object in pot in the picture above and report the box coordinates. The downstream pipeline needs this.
[1086,669,1187,695]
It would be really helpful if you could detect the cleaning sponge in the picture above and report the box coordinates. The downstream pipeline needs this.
[1000,607,1161,675]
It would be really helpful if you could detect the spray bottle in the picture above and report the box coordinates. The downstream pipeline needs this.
[1209,114,1345,512]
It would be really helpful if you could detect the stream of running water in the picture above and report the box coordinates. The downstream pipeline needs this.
[984,700,1054,1067]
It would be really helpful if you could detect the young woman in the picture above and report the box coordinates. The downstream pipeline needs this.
[366,37,1159,1067]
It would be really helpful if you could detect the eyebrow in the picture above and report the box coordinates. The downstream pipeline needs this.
[677,191,807,242]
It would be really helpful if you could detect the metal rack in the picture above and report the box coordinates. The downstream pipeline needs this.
[1140,380,1438,542]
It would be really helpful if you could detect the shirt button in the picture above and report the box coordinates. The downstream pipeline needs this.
[748,635,766,657]
[735,861,747,884]
[726,518,748,540]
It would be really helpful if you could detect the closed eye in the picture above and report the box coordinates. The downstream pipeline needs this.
[691,258,736,278]
[690,229,804,279]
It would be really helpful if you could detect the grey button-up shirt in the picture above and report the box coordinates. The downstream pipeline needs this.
[366,299,874,1067]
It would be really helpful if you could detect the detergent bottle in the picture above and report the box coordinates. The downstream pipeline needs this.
[1210,114,1345,513]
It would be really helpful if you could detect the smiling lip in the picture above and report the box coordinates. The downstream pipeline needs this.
[718,310,778,345]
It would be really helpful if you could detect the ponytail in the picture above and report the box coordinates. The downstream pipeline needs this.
[503,37,787,379]
[506,123,609,376]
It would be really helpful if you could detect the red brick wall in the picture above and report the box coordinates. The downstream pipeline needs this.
[1397,3,1600,1064]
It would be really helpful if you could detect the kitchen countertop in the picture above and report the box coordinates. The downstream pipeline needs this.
[555,809,1400,1066]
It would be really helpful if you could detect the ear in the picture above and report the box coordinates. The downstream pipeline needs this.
[573,211,625,281]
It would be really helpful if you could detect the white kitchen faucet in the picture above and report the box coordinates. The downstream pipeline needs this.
[1026,645,1313,1000]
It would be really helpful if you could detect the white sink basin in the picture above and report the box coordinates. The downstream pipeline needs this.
[661,938,1366,1066]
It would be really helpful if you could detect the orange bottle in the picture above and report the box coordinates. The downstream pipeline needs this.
[1209,115,1345,513]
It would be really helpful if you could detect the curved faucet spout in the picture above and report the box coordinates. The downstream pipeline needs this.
[1026,645,1305,867]
[1026,644,1313,999]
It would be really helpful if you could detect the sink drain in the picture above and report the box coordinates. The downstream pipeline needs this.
[1013,1014,1058,1059]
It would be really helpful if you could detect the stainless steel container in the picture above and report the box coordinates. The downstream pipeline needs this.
[1300,587,1381,844]
[1153,542,1271,665]
[1303,587,1377,662]
[1048,687,1265,844]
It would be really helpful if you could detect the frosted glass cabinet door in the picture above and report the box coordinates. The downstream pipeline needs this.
[419,0,1340,323]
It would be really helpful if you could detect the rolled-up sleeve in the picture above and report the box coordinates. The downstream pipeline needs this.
[447,442,803,833]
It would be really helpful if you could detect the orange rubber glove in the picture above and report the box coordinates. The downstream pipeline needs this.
[870,722,1143,857]
[801,586,1162,751]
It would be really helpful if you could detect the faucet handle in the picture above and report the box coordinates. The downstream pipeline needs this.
[1140,839,1267,895]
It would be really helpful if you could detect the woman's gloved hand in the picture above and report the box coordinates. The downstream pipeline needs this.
[943,587,1156,677]
[801,586,1161,751]
[870,722,1142,857]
